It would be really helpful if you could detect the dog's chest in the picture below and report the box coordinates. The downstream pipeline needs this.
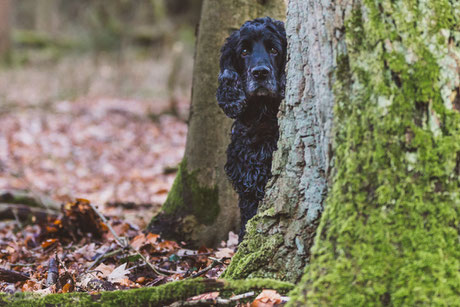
[233,121,277,146]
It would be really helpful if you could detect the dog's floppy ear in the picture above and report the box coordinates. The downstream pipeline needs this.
[216,31,247,119]
[270,19,287,99]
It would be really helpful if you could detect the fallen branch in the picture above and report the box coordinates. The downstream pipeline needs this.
[0,203,58,223]
[186,260,220,279]
[0,278,294,307]
[0,189,60,211]
[0,268,29,283]
[46,257,58,286]
[88,202,167,276]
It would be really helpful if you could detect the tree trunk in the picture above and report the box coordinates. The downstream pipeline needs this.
[228,0,460,305]
[35,0,59,35]
[0,0,11,57]
[224,0,337,282]
[148,0,286,248]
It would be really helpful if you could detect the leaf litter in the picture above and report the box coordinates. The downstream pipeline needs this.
[0,96,285,305]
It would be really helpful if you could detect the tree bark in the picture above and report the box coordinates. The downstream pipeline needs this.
[227,0,460,304]
[148,0,286,248]
[0,0,11,57]
[289,0,460,304]
[224,0,338,282]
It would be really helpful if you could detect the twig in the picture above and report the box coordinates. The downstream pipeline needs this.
[55,252,69,273]
[186,260,220,279]
[86,248,123,272]
[88,202,127,248]
[11,208,23,229]
[88,202,168,276]
[167,291,256,306]
[135,253,168,276]
[127,262,180,275]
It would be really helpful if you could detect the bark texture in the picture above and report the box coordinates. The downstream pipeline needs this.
[288,0,460,305]
[0,0,11,56]
[224,0,338,282]
[149,0,286,248]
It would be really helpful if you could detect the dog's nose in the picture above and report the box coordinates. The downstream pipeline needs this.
[251,66,270,80]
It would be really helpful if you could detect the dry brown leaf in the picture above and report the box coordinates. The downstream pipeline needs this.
[130,233,146,251]
[215,248,234,259]
[189,291,220,301]
[94,263,114,279]
[22,280,41,292]
[251,290,282,307]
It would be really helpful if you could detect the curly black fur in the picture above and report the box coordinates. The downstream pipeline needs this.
[216,17,286,242]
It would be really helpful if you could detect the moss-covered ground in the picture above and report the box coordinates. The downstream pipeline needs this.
[0,278,294,307]
[289,0,460,305]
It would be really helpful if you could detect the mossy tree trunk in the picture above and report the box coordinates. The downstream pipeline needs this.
[149,0,286,248]
[228,0,460,304]
[0,0,11,57]
[224,0,337,282]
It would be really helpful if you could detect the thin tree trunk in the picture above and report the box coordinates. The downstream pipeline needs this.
[149,0,286,248]
[0,0,11,56]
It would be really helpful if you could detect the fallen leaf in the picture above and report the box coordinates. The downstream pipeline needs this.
[226,231,239,248]
[107,263,130,283]
[251,290,282,307]
[41,238,58,249]
[215,248,234,259]
[189,291,220,301]
[94,263,114,279]
[130,233,146,250]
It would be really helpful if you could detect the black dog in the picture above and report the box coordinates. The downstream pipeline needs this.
[216,17,286,241]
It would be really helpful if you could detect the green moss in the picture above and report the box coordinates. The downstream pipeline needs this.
[152,159,220,226]
[223,208,285,280]
[1,278,294,307]
[290,0,460,305]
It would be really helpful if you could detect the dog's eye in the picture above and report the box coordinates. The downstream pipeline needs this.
[241,49,249,56]
[270,47,278,55]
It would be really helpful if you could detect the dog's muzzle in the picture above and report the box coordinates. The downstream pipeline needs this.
[246,66,278,97]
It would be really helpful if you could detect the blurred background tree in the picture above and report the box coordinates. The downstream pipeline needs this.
[11,0,202,52]
[2,0,203,109]
[0,0,11,58]
[0,0,205,227]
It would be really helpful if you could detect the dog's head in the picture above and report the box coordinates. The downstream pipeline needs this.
[218,17,286,104]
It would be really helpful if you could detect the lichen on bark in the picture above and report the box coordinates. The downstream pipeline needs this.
[290,0,460,305]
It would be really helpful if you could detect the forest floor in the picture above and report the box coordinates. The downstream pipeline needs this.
[0,49,192,227]
[0,50,283,306]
